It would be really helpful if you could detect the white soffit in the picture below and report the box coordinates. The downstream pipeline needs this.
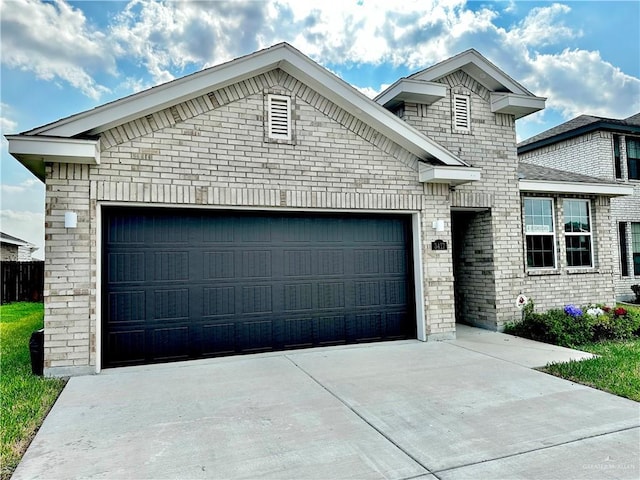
[419,163,482,185]
[519,180,634,197]
[413,50,532,95]
[6,136,100,181]
[24,43,467,168]
[490,93,546,119]
[375,79,447,109]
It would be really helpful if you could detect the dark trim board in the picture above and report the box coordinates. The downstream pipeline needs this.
[102,207,417,367]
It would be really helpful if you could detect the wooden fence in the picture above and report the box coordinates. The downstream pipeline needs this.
[1,261,44,304]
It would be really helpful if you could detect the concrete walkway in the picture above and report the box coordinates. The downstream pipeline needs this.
[13,327,640,480]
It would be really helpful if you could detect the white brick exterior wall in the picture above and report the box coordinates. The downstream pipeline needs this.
[519,131,640,301]
[40,65,624,375]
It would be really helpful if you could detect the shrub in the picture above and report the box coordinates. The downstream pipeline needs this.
[632,284,640,304]
[505,299,640,348]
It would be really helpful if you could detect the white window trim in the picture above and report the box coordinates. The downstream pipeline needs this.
[524,197,557,270]
[267,94,292,141]
[563,199,594,269]
[452,94,471,133]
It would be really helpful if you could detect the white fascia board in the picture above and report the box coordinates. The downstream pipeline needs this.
[30,50,286,137]
[419,164,482,185]
[519,180,634,197]
[490,93,546,119]
[415,50,531,96]
[375,79,446,109]
[6,135,100,181]
[27,44,467,168]
[279,55,467,166]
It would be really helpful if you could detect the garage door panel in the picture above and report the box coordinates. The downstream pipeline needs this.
[282,317,314,349]
[153,251,189,281]
[201,323,236,356]
[240,320,273,352]
[353,313,383,342]
[108,291,145,324]
[153,288,190,320]
[103,209,415,367]
[203,251,235,279]
[241,285,273,314]
[203,286,235,316]
[108,252,144,283]
[107,330,145,364]
[315,315,347,345]
[151,326,189,360]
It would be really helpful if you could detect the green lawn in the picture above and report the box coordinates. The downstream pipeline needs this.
[542,303,640,402]
[0,302,66,480]
[543,339,640,401]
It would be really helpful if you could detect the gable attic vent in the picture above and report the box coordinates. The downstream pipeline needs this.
[453,94,471,133]
[267,94,292,140]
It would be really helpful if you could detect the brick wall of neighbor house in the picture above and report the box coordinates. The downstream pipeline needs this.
[43,69,464,374]
[519,131,616,180]
[1,244,19,261]
[614,182,640,301]
[400,70,524,329]
[520,132,640,301]
[521,195,617,311]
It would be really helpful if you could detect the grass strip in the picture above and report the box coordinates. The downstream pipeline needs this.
[543,339,640,402]
[0,302,66,480]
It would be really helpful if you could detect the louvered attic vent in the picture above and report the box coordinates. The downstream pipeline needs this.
[268,94,292,140]
[453,94,471,133]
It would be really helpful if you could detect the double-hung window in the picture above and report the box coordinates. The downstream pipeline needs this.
[627,138,640,180]
[632,222,640,275]
[524,198,555,268]
[564,199,593,267]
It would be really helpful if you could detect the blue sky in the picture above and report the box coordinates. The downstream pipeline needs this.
[1,0,639,258]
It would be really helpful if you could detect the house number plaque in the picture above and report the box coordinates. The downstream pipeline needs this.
[431,239,447,251]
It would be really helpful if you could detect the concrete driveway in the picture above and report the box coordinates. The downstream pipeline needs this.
[13,327,640,480]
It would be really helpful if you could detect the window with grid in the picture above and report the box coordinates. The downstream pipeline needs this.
[564,199,593,267]
[452,94,470,133]
[632,222,640,275]
[524,198,555,268]
[267,94,291,140]
[627,138,640,180]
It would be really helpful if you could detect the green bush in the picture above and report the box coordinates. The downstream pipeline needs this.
[505,301,640,348]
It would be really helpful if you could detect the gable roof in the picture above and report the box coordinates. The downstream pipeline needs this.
[7,43,480,183]
[0,231,34,247]
[518,162,633,197]
[518,113,640,153]
[375,49,545,119]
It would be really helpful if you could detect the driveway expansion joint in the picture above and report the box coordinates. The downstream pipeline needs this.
[284,354,434,477]
[431,425,640,476]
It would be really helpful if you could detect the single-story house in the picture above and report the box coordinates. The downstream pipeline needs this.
[0,231,38,261]
[6,43,632,376]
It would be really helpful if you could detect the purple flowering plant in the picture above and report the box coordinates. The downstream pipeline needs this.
[563,304,583,317]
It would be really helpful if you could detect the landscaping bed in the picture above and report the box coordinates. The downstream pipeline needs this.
[506,301,640,402]
[0,302,66,480]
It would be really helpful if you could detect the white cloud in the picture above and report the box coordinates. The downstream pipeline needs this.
[0,0,113,99]
[0,179,45,213]
[0,210,45,260]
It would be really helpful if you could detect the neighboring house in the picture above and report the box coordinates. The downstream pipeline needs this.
[0,231,38,261]
[5,43,631,376]
[518,114,640,302]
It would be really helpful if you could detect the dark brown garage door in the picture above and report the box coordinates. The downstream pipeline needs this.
[102,208,415,367]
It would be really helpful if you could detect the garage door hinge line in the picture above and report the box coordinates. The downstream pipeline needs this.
[284,354,433,476]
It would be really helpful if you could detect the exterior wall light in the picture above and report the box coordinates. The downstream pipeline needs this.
[64,212,78,229]
[432,219,445,232]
